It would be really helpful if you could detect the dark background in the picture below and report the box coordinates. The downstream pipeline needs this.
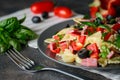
[0,0,93,16]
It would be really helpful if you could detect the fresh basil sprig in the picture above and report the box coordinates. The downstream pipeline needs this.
[0,16,37,54]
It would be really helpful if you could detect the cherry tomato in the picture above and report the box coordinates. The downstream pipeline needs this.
[30,1,54,14]
[54,6,73,18]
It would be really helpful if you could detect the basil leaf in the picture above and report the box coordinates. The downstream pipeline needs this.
[5,17,20,32]
[0,20,7,28]
[9,39,21,51]
[96,12,103,20]
[0,17,20,32]
[0,42,9,54]
[14,27,37,40]
[83,14,90,19]
[19,15,26,24]
[0,16,37,54]
[99,24,111,32]
[81,22,96,27]
[114,35,120,48]
[74,23,84,29]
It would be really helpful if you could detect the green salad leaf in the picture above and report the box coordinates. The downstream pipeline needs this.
[114,35,120,48]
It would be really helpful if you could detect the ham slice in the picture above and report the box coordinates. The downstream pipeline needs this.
[80,58,97,67]
[107,51,115,59]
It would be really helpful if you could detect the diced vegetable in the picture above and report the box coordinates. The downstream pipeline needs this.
[48,42,60,53]
[87,43,99,59]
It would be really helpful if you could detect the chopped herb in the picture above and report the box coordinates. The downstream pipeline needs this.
[96,12,103,20]
[74,23,84,30]
[114,35,120,48]
[99,45,110,58]
[81,22,96,27]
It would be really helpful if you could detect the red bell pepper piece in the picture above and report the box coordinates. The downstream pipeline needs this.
[100,0,110,9]
[87,43,99,59]
[90,52,99,59]
[48,42,60,53]
[71,41,83,51]
[104,32,112,41]
[90,6,99,18]
[108,0,120,16]
[77,35,86,45]
[112,23,120,31]
[71,35,86,51]
[86,27,95,35]
[52,35,60,41]
[96,27,104,33]
[68,29,81,36]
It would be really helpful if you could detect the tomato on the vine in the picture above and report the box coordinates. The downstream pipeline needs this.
[30,1,54,14]
[54,6,73,18]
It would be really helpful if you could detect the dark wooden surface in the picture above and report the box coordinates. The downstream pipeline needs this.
[0,0,111,80]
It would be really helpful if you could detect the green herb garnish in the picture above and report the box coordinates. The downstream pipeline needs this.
[0,16,38,54]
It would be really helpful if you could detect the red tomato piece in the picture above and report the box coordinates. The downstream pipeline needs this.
[77,35,86,45]
[89,6,99,18]
[108,0,120,16]
[87,43,99,59]
[90,52,99,59]
[112,23,120,31]
[48,42,60,53]
[104,32,112,41]
[87,43,99,53]
[54,6,73,18]
[52,35,60,41]
[86,27,95,35]
[100,0,110,9]
[68,29,80,35]
[30,1,54,14]
[96,27,104,33]
[71,41,83,51]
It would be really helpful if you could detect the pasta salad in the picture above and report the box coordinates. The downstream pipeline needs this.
[44,13,120,67]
